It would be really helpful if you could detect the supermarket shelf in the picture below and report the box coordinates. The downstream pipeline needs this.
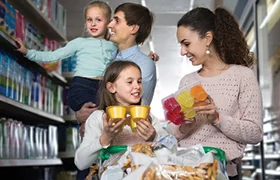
[63,115,76,121]
[263,127,280,134]
[263,114,278,123]
[7,0,67,45]
[63,115,79,125]
[242,156,255,161]
[59,152,75,159]
[0,30,68,87]
[62,72,74,82]
[49,71,69,86]
[257,169,280,176]
[264,139,279,144]
[0,30,16,48]
[242,165,256,170]
[244,146,253,152]
[242,177,253,180]
[0,95,65,125]
[62,72,74,78]
[255,154,280,160]
[0,158,62,167]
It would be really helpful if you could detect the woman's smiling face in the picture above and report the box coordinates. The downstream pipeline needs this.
[177,26,208,66]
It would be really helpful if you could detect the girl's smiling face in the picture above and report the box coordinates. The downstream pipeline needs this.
[85,6,109,39]
[109,66,142,106]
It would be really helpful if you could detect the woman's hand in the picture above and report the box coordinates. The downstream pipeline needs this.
[100,114,126,146]
[183,117,195,124]
[15,38,28,55]
[136,119,156,141]
[192,96,219,123]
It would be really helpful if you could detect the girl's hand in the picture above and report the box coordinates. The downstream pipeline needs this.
[100,114,126,146]
[136,119,156,141]
[14,38,28,55]
[192,96,219,123]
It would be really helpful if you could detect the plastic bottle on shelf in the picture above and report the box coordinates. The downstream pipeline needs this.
[5,54,15,100]
[23,125,31,159]
[47,79,54,114]
[3,52,11,98]
[42,128,48,159]
[7,118,14,158]
[13,120,20,159]
[13,59,21,102]
[66,127,77,152]
[0,49,5,96]
[18,65,24,103]
[48,125,58,158]
[16,121,25,159]
[28,125,35,158]
[0,118,9,158]
[0,117,4,158]
[40,75,47,112]
[23,69,32,106]
[31,71,41,109]
[35,127,43,159]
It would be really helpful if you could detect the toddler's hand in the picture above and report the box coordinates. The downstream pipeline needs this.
[14,38,28,55]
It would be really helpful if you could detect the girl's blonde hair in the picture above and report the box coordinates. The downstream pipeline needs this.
[84,1,112,22]
[83,1,112,39]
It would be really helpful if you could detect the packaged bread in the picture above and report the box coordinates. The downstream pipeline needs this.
[141,159,219,180]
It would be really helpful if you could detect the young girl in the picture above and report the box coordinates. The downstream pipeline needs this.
[15,1,117,112]
[74,61,167,170]
[167,7,263,179]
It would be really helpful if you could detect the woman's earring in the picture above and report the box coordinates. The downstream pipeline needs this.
[206,45,210,54]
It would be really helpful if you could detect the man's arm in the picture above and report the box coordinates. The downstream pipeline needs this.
[75,102,98,123]
[76,102,98,137]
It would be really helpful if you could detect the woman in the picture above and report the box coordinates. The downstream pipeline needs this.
[167,7,263,179]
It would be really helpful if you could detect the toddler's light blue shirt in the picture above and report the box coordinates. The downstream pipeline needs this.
[26,37,117,78]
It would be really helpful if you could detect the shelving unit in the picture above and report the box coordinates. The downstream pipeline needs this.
[0,159,63,167]
[0,30,68,87]
[62,72,74,79]
[0,94,65,168]
[257,169,280,176]
[0,95,65,124]
[6,0,67,45]
[59,152,75,159]
[0,1,78,179]
[242,112,280,180]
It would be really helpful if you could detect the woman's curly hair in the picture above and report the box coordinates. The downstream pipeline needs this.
[177,7,255,68]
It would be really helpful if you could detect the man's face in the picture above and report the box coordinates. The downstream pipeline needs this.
[107,11,133,45]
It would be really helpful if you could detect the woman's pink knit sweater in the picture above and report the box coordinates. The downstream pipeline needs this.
[166,65,263,176]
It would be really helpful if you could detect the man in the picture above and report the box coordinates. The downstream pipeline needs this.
[75,3,157,180]
[76,2,157,126]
